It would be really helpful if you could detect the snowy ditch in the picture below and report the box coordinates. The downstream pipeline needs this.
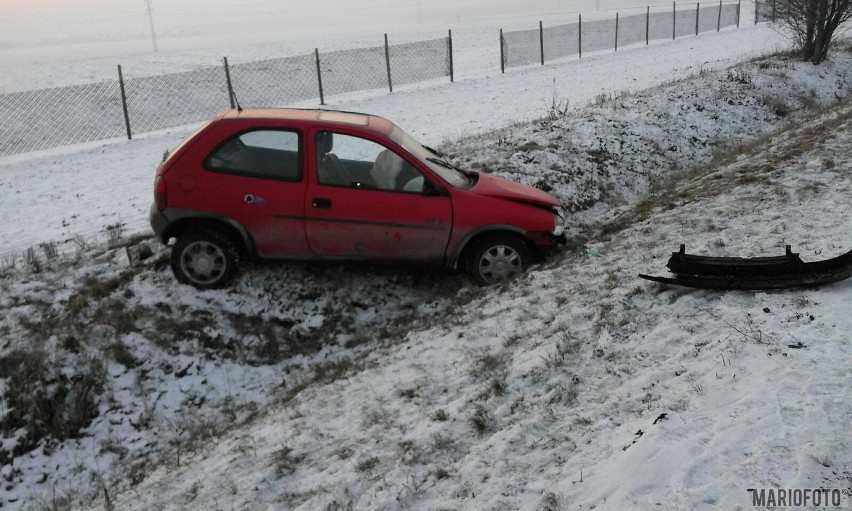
[1,44,851,509]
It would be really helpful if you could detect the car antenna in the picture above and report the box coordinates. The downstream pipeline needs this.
[231,89,243,112]
[223,56,243,112]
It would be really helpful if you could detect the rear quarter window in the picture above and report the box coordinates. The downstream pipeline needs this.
[204,129,302,182]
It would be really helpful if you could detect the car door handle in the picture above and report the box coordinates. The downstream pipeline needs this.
[312,198,332,209]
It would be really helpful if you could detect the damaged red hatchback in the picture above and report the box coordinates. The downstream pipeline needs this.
[150,109,566,288]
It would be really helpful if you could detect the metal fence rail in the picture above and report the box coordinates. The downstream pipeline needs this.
[0,35,451,157]
[501,1,742,71]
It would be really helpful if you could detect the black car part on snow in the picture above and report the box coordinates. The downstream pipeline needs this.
[639,244,852,290]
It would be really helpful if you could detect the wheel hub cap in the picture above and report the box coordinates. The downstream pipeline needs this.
[181,241,226,285]
[479,245,522,283]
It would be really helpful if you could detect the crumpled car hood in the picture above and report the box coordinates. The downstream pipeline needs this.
[469,172,560,208]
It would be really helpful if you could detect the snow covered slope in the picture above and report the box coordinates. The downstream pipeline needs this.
[87,72,852,511]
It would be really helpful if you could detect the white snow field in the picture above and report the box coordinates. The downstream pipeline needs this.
[1,1,851,510]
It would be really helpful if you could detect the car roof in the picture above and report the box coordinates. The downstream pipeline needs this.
[217,108,396,134]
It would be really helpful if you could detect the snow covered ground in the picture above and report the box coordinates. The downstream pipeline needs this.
[1,3,851,510]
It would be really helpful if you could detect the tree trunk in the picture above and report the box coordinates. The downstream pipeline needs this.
[775,0,852,65]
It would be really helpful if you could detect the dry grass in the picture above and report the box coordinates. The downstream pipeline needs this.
[598,97,852,239]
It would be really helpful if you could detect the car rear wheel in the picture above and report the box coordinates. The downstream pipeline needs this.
[171,229,240,289]
[466,234,530,285]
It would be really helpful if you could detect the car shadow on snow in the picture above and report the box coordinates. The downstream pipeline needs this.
[139,250,475,362]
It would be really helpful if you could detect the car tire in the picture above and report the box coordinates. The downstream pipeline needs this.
[465,234,530,285]
[170,229,240,289]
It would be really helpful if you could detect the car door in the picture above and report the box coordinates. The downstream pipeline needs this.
[304,129,452,262]
[198,127,311,258]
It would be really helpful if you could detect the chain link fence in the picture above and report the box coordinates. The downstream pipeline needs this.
[3,3,767,159]
[584,18,617,54]
[0,82,126,156]
[619,12,649,47]
[1,35,451,157]
[230,54,320,108]
[389,37,452,87]
[754,0,776,23]
[501,28,543,68]
[543,23,581,62]
[501,1,742,70]
[124,65,230,134]
[319,45,389,97]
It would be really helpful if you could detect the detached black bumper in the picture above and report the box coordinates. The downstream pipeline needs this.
[640,244,852,290]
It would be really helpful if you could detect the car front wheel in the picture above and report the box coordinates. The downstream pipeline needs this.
[170,229,240,289]
[466,234,530,285]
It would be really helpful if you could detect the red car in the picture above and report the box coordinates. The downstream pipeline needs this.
[150,109,566,288]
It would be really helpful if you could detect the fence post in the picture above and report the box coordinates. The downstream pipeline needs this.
[578,15,583,59]
[673,1,677,39]
[315,48,325,105]
[772,0,776,21]
[500,28,505,73]
[717,0,722,30]
[384,33,393,93]
[117,65,132,140]
[448,29,454,82]
[695,3,700,35]
[646,6,650,45]
[539,21,545,65]
[615,12,619,51]
[755,0,759,24]
[737,0,741,27]
[222,57,236,109]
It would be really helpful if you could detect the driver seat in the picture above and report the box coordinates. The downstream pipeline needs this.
[316,132,352,186]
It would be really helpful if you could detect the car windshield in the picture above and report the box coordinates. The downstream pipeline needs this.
[387,125,471,189]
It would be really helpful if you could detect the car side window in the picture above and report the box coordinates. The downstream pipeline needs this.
[205,130,301,182]
[315,131,425,192]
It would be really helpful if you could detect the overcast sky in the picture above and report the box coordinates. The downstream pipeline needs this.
[1,0,615,33]
[2,0,136,26]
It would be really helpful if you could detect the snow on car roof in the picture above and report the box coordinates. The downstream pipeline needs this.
[220,108,394,133]
[317,110,369,126]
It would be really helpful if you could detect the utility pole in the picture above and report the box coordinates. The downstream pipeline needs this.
[145,0,158,52]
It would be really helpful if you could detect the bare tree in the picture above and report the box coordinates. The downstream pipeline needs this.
[771,0,852,64]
